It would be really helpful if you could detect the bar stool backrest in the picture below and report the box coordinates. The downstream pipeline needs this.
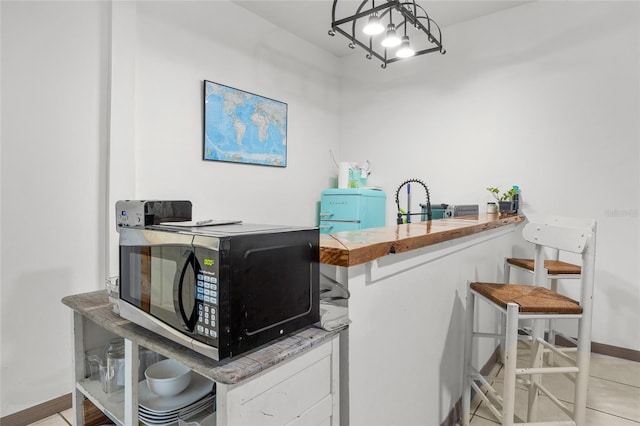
[537,215,597,232]
[522,220,593,255]
[522,216,597,318]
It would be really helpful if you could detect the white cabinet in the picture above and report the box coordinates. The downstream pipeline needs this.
[217,341,338,425]
[64,291,340,426]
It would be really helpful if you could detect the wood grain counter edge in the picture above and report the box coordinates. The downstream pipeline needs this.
[320,214,525,267]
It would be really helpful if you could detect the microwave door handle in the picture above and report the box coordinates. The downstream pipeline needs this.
[174,251,198,332]
[187,257,202,330]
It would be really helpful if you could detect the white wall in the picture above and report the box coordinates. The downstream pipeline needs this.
[339,1,640,351]
[1,0,110,416]
[106,1,343,275]
[0,0,341,418]
[1,0,638,419]
[132,1,341,226]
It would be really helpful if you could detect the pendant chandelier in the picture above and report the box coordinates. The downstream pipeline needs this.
[328,0,446,68]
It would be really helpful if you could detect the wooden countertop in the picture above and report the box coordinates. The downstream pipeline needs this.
[320,213,525,267]
[62,291,341,385]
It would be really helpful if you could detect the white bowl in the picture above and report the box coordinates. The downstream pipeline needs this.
[144,359,192,397]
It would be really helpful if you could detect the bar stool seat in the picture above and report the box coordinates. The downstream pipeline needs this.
[470,283,582,314]
[506,258,581,276]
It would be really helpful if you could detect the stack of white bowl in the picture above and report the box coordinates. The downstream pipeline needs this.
[139,359,215,426]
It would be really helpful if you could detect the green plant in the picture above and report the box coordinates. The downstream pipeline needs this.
[487,187,516,202]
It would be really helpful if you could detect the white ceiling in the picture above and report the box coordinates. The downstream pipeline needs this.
[233,0,532,57]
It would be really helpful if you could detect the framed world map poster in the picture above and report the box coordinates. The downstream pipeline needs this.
[203,80,287,167]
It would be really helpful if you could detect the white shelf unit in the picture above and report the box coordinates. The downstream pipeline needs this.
[67,292,340,426]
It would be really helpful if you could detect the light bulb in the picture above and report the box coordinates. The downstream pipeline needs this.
[396,35,415,58]
[363,13,385,35]
[381,24,401,48]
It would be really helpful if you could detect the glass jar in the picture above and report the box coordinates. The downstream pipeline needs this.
[105,338,125,392]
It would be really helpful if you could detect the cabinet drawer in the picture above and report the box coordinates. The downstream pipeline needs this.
[220,340,334,425]
[285,394,333,426]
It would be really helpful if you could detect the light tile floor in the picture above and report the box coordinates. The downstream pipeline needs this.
[28,407,73,425]
[467,351,640,426]
[28,353,640,425]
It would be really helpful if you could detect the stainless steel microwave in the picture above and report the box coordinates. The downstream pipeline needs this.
[118,223,319,361]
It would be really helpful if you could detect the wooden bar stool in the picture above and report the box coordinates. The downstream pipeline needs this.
[462,218,596,426]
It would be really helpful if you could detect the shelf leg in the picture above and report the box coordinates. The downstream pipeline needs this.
[72,311,86,425]
[124,339,139,425]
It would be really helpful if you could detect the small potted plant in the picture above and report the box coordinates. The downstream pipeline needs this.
[487,187,517,214]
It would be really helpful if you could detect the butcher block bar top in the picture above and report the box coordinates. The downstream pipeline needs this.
[320,213,525,267]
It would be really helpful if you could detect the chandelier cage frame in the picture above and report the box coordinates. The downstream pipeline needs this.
[329,0,446,68]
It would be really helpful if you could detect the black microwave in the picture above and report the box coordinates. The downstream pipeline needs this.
[118,223,319,361]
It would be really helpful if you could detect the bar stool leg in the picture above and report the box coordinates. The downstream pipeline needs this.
[462,285,475,426]
[503,257,512,283]
[574,242,595,426]
[503,303,519,426]
[546,248,560,364]
[573,308,593,425]
[573,305,592,425]
[547,276,558,365]
[499,258,512,364]
[527,245,548,422]
[526,319,545,422]
[574,349,590,425]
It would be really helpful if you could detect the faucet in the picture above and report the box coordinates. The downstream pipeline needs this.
[395,179,432,224]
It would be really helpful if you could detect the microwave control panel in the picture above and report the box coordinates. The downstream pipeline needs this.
[195,271,218,340]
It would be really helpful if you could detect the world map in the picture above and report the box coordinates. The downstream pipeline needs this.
[204,81,287,167]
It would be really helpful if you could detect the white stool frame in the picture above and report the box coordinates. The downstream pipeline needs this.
[462,218,596,426]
